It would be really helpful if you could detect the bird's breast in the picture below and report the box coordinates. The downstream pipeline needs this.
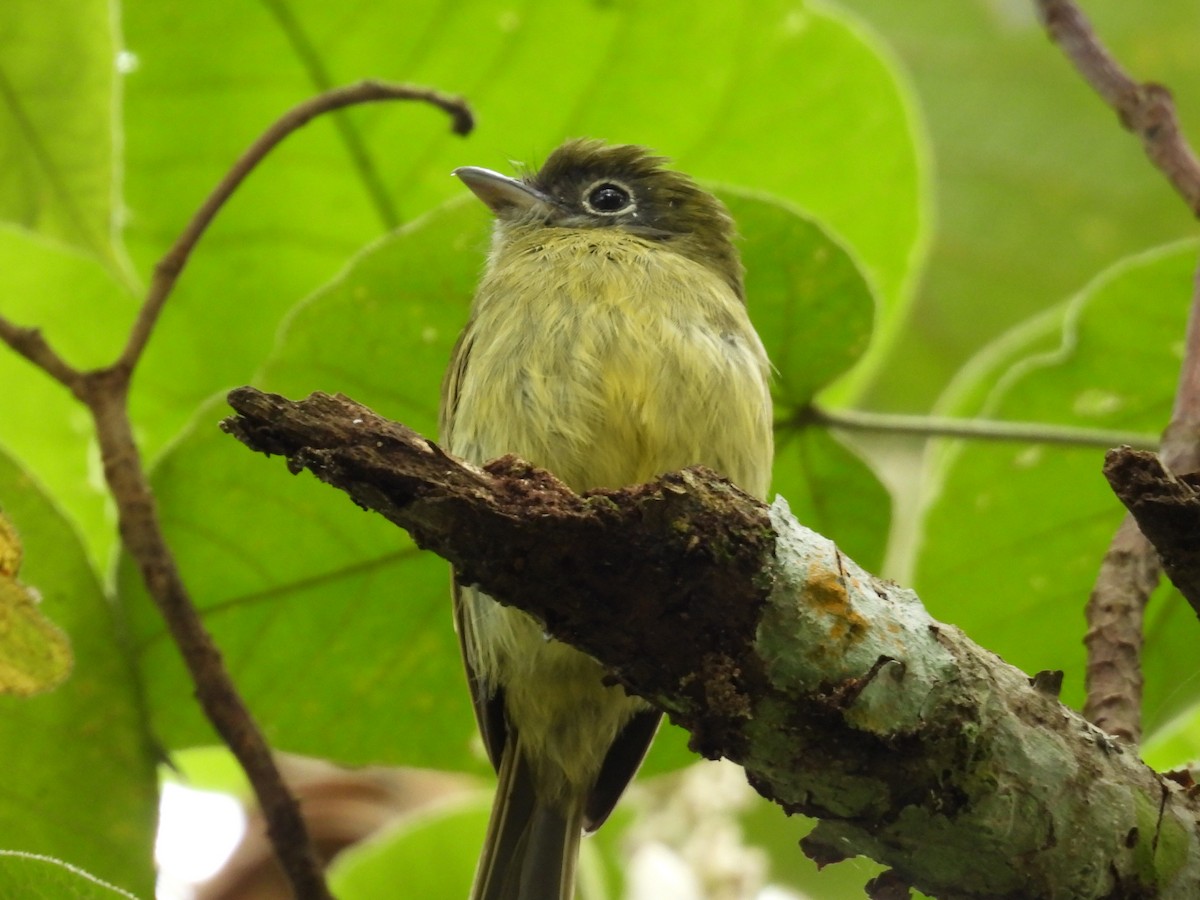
[448,228,773,498]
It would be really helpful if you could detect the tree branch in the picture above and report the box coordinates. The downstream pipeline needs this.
[1104,447,1200,620]
[1082,514,1158,744]
[1082,256,1200,743]
[1035,0,1200,216]
[1034,0,1200,745]
[224,388,1200,899]
[0,81,474,900]
[118,80,472,373]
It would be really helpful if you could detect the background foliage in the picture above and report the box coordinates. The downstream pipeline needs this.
[1,1,1198,897]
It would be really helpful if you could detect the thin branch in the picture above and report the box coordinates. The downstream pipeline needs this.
[1081,256,1200,742]
[1099,262,1200,624]
[84,376,332,900]
[0,319,85,396]
[0,65,124,276]
[1161,261,1200,475]
[1082,514,1157,743]
[1035,0,1200,216]
[116,80,473,373]
[803,406,1157,449]
[1,80,474,900]
[1034,1,1200,744]
[222,388,1200,899]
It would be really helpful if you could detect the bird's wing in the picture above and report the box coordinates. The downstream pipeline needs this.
[583,708,662,831]
[452,580,509,772]
[443,323,509,772]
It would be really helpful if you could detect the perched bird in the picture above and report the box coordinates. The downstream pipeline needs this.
[442,139,774,900]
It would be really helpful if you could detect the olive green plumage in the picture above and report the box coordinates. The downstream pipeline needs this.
[442,139,773,900]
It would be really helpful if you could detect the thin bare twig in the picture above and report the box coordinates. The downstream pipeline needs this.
[1161,262,1200,476]
[803,406,1157,450]
[1035,0,1200,216]
[117,80,473,373]
[0,81,474,900]
[87,374,335,899]
[0,320,84,396]
[1035,1,1200,743]
[1082,515,1157,743]
[1082,256,1200,743]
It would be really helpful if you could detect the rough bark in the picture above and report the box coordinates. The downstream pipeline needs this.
[224,388,1200,899]
[1105,447,1200,620]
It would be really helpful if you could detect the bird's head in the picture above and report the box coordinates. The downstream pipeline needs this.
[455,139,743,298]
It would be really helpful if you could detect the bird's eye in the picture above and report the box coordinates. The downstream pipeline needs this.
[584,182,632,214]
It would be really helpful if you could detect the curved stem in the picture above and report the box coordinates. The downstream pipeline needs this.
[801,406,1158,450]
[117,80,472,374]
[1,79,474,900]
[1035,0,1200,216]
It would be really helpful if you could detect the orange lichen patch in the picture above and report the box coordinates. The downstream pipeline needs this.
[807,564,869,644]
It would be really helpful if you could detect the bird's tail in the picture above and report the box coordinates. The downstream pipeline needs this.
[470,739,582,900]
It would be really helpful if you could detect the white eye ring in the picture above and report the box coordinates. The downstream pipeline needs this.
[582,179,635,216]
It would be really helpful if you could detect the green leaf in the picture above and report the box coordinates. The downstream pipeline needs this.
[720,191,875,406]
[0,852,140,900]
[120,202,485,769]
[0,511,72,696]
[837,0,1200,409]
[741,807,886,899]
[118,0,921,459]
[0,451,157,897]
[772,427,891,572]
[1143,703,1200,773]
[255,197,482,439]
[328,796,489,900]
[717,190,889,570]
[914,241,1199,734]
[163,745,251,798]
[119,405,477,768]
[0,0,126,275]
[0,227,137,565]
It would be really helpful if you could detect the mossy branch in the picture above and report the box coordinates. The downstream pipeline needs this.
[225,387,1200,899]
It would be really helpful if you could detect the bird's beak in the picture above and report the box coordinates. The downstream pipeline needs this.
[453,166,557,218]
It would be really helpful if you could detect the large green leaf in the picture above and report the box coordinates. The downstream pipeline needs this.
[119,402,476,768]
[119,202,484,768]
[835,0,1200,409]
[720,191,889,568]
[0,852,140,900]
[0,452,157,897]
[722,193,874,408]
[772,427,891,572]
[0,227,137,564]
[0,0,128,277]
[119,0,921,459]
[914,242,1199,736]
[1144,702,1200,772]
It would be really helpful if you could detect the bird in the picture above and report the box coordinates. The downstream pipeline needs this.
[441,138,774,900]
